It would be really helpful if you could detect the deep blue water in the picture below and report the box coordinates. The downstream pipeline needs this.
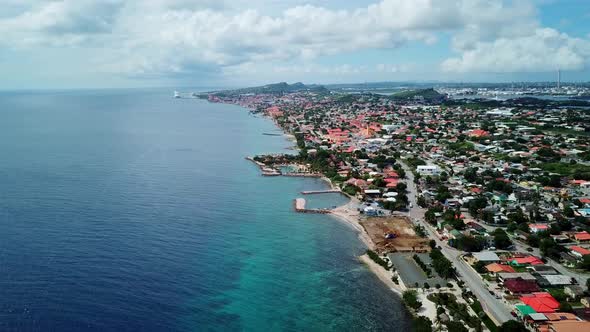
[0,89,412,331]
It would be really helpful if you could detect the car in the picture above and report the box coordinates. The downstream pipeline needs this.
[526,247,533,252]
[510,311,517,317]
[489,290,494,295]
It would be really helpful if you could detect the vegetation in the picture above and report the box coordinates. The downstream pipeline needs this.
[539,162,590,180]
[429,249,455,279]
[493,229,512,249]
[413,254,433,277]
[402,290,422,311]
[412,316,433,332]
[498,320,527,332]
[366,250,390,270]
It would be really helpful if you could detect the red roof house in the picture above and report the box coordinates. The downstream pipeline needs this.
[520,293,560,313]
[511,256,544,266]
[574,231,590,242]
[485,263,516,274]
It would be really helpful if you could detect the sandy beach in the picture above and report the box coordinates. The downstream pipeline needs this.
[359,254,406,295]
[329,199,375,250]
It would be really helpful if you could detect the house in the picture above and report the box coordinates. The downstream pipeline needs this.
[573,231,590,243]
[536,274,573,288]
[569,246,590,259]
[510,256,544,266]
[504,278,541,294]
[520,292,560,313]
[548,321,590,332]
[473,251,500,263]
[581,297,590,308]
[530,223,550,233]
[564,285,585,301]
[416,165,440,176]
[498,272,537,282]
[485,263,516,274]
[527,265,558,275]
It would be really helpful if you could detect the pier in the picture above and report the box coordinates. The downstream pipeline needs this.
[282,173,322,178]
[301,189,341,195]
[293,198,332,214]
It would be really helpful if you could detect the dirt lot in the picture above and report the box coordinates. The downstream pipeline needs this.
[361,216,430,253]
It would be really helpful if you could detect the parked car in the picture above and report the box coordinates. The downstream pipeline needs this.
[526,247,533,252]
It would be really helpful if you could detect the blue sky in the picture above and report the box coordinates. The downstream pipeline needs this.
[0,0,589,89]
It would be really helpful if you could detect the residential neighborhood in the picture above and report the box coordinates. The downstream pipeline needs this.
[203,84,590,332]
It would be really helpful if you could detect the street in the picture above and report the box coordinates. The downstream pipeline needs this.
[400,161,514,325]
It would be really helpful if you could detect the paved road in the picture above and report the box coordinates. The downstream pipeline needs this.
[400,161,513,325]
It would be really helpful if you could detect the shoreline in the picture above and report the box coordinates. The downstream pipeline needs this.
[220,99,433,323]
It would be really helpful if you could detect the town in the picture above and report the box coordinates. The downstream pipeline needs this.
[201,82,590,332]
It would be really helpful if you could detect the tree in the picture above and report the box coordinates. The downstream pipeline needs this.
[493,229,512,250]
[429,239,436,249]
[473,260,488,273]
[499,320,527,332]
[579,255,590,271]
[445,321,468,332]
[559,302,573,313]
[413,317,433,332]
[403,290,422,311]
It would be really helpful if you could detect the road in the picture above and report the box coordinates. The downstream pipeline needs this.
[400,161,514,325]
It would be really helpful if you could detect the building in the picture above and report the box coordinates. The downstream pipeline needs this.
[504,278,541,294]
[520,292,560,313]
[569,246,590,259]
[485,263,516,274]
[548,321,590,332]
[416,165,440,176]
[473,251,500,263]
[530,224,550,233]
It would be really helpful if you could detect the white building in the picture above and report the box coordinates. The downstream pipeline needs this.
[416,165,440,176]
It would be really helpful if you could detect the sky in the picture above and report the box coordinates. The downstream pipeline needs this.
[1,0,590,89]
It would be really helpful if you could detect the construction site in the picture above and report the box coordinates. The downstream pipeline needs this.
[360,215,430,253]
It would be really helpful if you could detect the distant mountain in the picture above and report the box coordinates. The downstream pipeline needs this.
[388,88,447,102]
[206,82,328,96]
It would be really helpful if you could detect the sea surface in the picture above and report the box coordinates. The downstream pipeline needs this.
[0,89,412,331]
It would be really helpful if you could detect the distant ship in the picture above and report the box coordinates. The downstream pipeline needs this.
[174,91,180,98]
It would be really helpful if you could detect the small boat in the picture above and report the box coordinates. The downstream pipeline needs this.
[174,91,181,98]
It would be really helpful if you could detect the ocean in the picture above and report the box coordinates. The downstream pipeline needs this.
[0,89,412,331]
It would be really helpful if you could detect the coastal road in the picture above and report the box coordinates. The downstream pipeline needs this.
[400,161,514,325]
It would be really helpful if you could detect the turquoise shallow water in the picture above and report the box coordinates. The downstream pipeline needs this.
[0,89,412,331]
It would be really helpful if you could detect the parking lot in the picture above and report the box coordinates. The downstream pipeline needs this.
[388,252,446,287]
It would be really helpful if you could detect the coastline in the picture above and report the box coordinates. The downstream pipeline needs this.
[223,99,430,323]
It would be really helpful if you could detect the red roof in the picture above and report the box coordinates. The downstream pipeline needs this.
[579,198,590,204]
[570,246,590,256]
[504,279,540,294]
[485,263,516,273]
[574,232,590,241]
[530,224,549,231]
[468,129,490,137]
[513,256,544,265]
[520,293,560,313]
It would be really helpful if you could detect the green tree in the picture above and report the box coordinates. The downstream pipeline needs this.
[413,316,433,332]
[493,229,512,249]
[403,290,422,311]
[499,320,527,332]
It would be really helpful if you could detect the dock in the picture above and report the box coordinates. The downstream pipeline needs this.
[293,198,332,214]
[283,173,322,177]
[301,189,341,195]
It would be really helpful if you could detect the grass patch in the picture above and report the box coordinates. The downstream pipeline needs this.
[470,301,498,332]
[367,250,391,270]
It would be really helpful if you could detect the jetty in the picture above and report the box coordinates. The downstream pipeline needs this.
[293,198,331,214]
[283,173,322,178]
[301,189,341,195]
